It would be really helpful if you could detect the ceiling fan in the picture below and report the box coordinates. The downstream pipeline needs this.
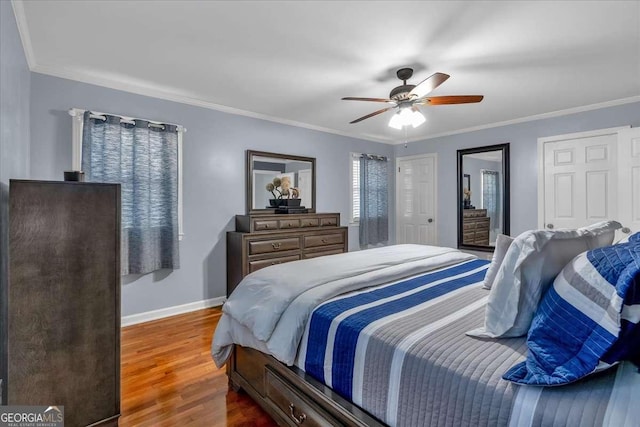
[342,68,483,129]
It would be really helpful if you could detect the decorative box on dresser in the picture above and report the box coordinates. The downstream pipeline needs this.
[227,213,348,295]
[5,180,121,427]
[462,208,491,246]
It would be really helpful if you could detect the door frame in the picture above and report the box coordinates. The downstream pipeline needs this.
[536,126,630,229]
[395,153,438,245]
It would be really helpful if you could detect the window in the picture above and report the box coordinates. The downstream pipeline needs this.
[351,153,361,223]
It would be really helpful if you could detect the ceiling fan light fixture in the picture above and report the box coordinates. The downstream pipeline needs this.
[388,110,404,130]
[410,109,426,128]
[388,108,425,129]
[345,68,481,127]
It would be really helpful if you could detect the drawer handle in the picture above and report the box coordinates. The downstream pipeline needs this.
[288,403,307,425]
[271,242,281,249]
[321,238,328,243]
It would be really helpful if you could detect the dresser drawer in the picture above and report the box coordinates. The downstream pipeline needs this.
[302,246,345,259]
[279,219,301,229]
[463,231,476,243]
[249,255,301,273]
[474,217,490,231]
[475,230,490,241]
[254,219,279,231]
[265,367,340,427]
[463,209,487,218]
[320,216,338,227]
[300,217,320,228]
[249,237,300,255]
[304,232,344,248]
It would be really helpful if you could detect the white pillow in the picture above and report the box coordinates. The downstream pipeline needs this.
[482,234,514,290]
[468,221,621,338]
[578,220,620,248]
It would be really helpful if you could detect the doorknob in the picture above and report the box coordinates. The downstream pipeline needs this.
[428,218,433,223]
[546,223,554,229]
[621,227,631,234]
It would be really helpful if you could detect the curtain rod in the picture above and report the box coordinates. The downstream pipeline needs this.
[68,108,186,133]
[353,152,389,161]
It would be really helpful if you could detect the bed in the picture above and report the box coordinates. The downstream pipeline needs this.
[212,244,640,427]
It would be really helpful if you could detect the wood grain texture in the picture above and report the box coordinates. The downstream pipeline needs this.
[120,307,275,427]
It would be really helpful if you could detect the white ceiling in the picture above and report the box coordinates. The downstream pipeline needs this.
[14,0,640,144]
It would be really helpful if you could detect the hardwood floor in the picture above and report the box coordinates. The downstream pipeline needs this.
[120,307,276,427]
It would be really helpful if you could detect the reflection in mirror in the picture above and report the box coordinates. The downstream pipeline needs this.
[246,150,316,214]
[457,144,510,251]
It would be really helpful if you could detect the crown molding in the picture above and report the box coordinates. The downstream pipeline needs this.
[399,95,640,145]
[11,0,36,70]
[30,62,392,145]
[32,60,640,147]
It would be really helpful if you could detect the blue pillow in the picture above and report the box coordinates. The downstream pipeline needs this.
[503,237,640,386]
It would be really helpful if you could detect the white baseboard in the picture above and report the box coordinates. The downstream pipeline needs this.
[121,296,226,327]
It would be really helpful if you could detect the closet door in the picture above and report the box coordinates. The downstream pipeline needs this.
[618,127,640,236]
[539,127,626,231]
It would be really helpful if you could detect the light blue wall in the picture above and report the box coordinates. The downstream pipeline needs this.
[395,102,640,248]
[0,0,31,404]
[29,73,394,316]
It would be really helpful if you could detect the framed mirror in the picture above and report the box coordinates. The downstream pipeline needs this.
[246,150,316,214]
[457,143,510,252]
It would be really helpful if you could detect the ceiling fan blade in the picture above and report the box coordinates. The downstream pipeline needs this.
[342,97,395,104]
[418,95,484,105]
[408,72,450,99]
[349,107,392,124]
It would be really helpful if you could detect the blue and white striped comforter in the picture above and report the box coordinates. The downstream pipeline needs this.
[295,259,640,427]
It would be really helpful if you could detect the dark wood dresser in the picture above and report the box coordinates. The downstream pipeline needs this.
[7,180,120,427]
[462,208,490,246]
[227,213,348,295]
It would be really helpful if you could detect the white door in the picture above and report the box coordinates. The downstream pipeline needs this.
[396,154,437,245]
[538,126,632,236]
[618,127,640,236]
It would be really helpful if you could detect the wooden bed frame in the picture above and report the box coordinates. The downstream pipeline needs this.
[228,345,385,426]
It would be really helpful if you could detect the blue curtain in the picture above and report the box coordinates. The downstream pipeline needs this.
[482,170,499,230]
[81,112,180,275]
[359,155,388,247]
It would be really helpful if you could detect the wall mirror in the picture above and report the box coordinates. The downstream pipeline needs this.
[246,150,316,214]
[457,143,510,252]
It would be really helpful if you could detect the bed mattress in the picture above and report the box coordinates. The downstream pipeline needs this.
[295,259,639,427]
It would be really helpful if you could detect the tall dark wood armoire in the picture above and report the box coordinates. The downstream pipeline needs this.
[6,180,121,427]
